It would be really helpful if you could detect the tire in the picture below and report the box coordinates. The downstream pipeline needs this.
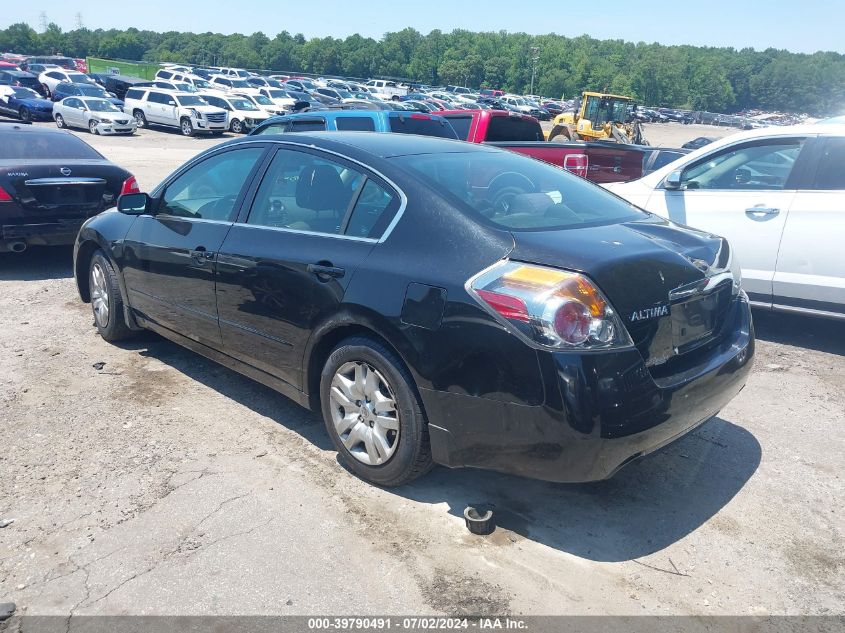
[180,117,194,137]
[88,120,98,134]
[229,118,243,134]
[19,107,31,123]
[320,336,433,486]
[133,110,147,128]
[55,114,65,128]
[41,84,51,99]
[89,250,133,342]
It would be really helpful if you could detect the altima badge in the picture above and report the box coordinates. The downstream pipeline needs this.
[630,305,669,322]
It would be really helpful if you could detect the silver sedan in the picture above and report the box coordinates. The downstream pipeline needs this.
[53,97,137,135]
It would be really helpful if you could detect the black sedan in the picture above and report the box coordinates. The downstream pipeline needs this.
[682,136,717,150]
[0,123,137,252]
[73,133,754,486]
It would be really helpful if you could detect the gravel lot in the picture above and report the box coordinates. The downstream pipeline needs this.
[0,121,843,618]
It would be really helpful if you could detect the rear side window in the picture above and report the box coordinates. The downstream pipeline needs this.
[812,138,845,189]
[444,115,473,140]
[344,179,399,239]
[389,115,457,139]
[158,71,172,79]
[254,122,288,135]
[0,131,103,159]
[125,88,145,100]
[486,117,544,142]
[335,117,376,132]
[289,119,326,132]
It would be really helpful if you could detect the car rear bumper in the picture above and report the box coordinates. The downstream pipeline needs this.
[1,219,84,249]
[422,295,754,483]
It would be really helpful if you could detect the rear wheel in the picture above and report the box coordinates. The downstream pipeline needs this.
[18,107,31,122]
[320,337,433,486]
[180,117,194,136]
[133,110,147,128]
[89,250,133,342]
[41,84,51,99]
[55,114,65,128]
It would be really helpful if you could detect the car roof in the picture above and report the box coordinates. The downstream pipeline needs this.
[242,131,494,158]
[0,122,71,135]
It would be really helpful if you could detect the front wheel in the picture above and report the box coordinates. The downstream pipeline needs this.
[55,114,65,128]
[89,250,133,342]
[180,117,194,136]
[88,120,98,134]
[229,118,244,134]
[320,337,433,486]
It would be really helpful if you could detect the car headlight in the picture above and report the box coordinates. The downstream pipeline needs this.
[189,108,203,119]
[467,260,633,350]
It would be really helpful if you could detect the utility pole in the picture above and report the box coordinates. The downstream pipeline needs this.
[38,11,48,32]
[75,12,84,29]
[529,46,540,96]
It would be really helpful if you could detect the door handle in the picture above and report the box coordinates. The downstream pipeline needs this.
[745,206,780,217]
[190,247,215,264]
[307,263,345,280]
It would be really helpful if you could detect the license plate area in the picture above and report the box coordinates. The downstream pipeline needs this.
[671,290,722,352]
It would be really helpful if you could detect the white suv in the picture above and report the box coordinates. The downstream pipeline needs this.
[200,93,270,133]
[209,76,262,96]
[123,88,228,136]
[154,70,226,95]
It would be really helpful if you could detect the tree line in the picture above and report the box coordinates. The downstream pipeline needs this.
[2,22,844,115]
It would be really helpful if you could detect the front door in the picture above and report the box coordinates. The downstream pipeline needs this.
[121,146,267,348]
[215,146,401,389]
[646,136,809,304]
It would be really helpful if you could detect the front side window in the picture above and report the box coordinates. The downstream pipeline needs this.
[246,149,362,235]
[159,148,265,221]
[680,139,805,190]
[147,92,170,105]
[392,149,646,231]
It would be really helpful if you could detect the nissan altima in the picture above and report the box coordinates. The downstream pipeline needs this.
[73,133,754,486]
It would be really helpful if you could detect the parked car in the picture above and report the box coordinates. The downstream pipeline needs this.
[0,86,54,122]
[21,56,76,72]
[0,122,137,252]
[153,70,225,95]
[437,110,544,143]
[250,110,459,138]
[682,136,718,150]
[0,70,41,93]
[215,67,251,79]
[605,124,845,320]
[22,63,60,92]
[257,88,297,110]
[54,97,137,135]
[200,94,270,133]
[283,79,320,94]
[123,88,228,136]
[73,133,754,485]
[209,76,261,96]
[364,79,404,100]
[100,75,149,101]
[246,76,282,89]
[480,89,505,98]
[315,87,358,103]
[232,92,287,116]
[51,81,124,108]
[38,69,94,98]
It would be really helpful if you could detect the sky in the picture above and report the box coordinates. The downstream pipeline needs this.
[6,0,845,55]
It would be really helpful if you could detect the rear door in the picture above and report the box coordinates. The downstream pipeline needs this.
[215,145,401,388]
[144,91,169,124]
[644,136,809,304]
[772,136,845,317]
[121,145,268,347]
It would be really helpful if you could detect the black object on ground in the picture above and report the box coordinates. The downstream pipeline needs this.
[464,505,495,535]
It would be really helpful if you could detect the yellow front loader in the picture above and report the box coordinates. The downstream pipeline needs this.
[548,92,647,145]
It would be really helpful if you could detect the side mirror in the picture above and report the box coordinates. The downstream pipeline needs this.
[664,170,683,190]
[117,192,151,215]
[168,100,176,106]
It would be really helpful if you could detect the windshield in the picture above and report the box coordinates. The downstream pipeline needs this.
[69,74,91,84]
[253,95,274,106]
[392,150,646,231]
[176,95,209,106]
[193,79,213,89]
[12,87,40,99]
[85,99,121,112]
[267,89,290,99]
[0,130,103,159]
[77,84,107,97]
[230,98,258,111]
[299,80,316,90]
[229,79,250,88]
[511,97,526,105]
[173,82,197,92]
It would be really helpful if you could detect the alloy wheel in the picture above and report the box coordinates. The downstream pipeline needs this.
[90,263,110,328]
[329,361,400,466]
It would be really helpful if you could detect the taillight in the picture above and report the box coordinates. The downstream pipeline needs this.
[410,113,431,120]
[0,185,13,202]
[120,176,140,196]
[563,154,589,178]
[468,261,632,350]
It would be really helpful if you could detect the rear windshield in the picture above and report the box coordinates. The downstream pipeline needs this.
[0,131,103,160]
[444,115,472,140]
[388,116,458,139]
[486,117,544,142]
[69,74,91,84]
[392,150,646,231]
[77,84,107,97]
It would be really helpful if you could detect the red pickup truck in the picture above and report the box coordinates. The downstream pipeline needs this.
[440,110,688,183]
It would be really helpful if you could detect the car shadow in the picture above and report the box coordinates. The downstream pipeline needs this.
[391,416,760,562]
[752,309,845,357]
[114,334,332,451]
[0,245,74,281]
